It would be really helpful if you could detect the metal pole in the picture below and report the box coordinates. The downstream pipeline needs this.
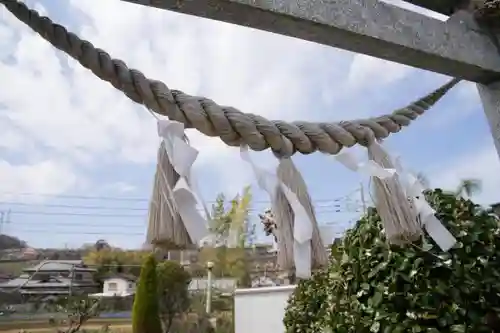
[0,212,4,234]
[68,264,75,298]
[205,261,214,314]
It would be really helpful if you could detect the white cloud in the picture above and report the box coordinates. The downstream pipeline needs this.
[429,145,500,205]
[101,182,137,194]
[0,0,478,206]
[0,159,79,201]
[347,54,414,92]
[0,0,358,198]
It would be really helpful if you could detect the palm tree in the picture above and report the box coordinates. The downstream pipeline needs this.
[414,172,482,198]
[455,178,482,198]
[416,172,430,189]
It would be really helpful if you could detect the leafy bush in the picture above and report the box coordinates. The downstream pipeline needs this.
[284,189,500,332]
[132,254,162,333]
[156,260,192,332]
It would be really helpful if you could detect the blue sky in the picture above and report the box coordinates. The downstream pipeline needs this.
[0,0,498,249]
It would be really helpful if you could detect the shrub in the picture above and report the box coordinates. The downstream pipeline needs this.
[156,260,192,332]
[132,254,162,333]
[284,189,500,332]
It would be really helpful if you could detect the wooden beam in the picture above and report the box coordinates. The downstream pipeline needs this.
[121,0,500,83]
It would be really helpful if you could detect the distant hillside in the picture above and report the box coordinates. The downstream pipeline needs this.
[0,260,40,276]
[0,235,26,250]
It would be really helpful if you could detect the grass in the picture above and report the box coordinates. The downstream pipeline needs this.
[0,318,131,331]
[1,324,132,333]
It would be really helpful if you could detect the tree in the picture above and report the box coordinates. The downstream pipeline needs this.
[83,248,150,287]
[455,178,482,197]
[406,172,482,199]
[94,239,110,251]
[132,255,162,333]
[0,235,27,250]
[208,186,254,247]
[51,296,101,333]
[416,172,430,189]
[156,260,191,333]
[285,189,500,333]
[200,186,254,287]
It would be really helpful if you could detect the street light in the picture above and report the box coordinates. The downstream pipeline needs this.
[206,261,214,314]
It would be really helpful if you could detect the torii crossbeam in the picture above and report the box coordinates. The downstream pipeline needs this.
[121,0,500,83]
[120,0,500,163]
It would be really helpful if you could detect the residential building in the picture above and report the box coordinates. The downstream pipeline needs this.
[0,260,98,298]
[90,274,136,298]
[0,273,12,283]
[492,202,500,216]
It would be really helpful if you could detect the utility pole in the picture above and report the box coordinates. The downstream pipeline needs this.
[0,212,4,234]
[68,264,75,298]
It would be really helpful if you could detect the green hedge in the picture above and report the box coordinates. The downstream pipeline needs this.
[132,254,162,333]
[285,189,500,332]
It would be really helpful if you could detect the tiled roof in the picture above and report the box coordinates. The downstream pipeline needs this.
[104,274,137,282]
[0,276,97,289]
[24,260,96,272]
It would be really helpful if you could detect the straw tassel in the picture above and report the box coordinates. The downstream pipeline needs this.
[271,158,328,279]
[146,141,192,250]
[367,141,422,245]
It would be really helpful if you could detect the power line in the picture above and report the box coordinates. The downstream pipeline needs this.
[7,211,145,218]
[6,229,145,235]
[6,222,146,228]
[3,221,350,236]
[0,192,149,202]
[4,207,362,218]
[0,189,362,204]
[0,202,149,211]
[5,218,350,229]
[0,201,362,211]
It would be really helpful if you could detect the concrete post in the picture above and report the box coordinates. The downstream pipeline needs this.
[477,81,500,158]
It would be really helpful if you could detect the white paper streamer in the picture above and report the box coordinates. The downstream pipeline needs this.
[335,152,396,179]
[335,142,456,252]
[394,157,456,252]
[240,146,313,278]
[157,120,198,177]
[157,119,208,244]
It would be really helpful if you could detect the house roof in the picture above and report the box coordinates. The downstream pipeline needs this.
[0,276,97,289]
[104,274,137,282]
[90,291,135,298]
[23,260,96,272]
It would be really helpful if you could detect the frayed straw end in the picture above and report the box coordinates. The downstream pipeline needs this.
[367,142,422,245]
[146,141,193,250]
[272,158,328,276]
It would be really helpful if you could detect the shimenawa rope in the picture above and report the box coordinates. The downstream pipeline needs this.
[0,0,460,158]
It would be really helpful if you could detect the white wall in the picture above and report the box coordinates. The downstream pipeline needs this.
[189,278,236,292]
[103,278,136,295]
[234,285,296,333]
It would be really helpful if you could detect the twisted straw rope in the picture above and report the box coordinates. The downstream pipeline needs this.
[0,0,460,157]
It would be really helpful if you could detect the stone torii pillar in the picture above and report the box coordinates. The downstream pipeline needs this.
[123,0,500,155]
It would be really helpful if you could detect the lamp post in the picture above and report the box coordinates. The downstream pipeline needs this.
[205,261,214,314]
